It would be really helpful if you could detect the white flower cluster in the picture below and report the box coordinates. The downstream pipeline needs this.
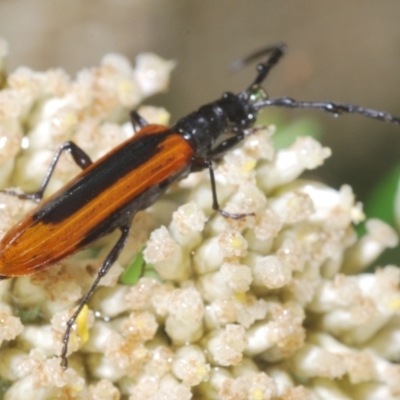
[0,38,399,399]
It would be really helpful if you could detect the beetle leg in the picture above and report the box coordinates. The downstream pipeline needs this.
[60,223,131,369]
[2,141,93,203]
[194,157,254,220]
[209,131,245,160]
[130,110,148,132]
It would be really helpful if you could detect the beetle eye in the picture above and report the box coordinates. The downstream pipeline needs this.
[249,87,267,103]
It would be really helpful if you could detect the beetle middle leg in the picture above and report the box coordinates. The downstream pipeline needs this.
[194,156,254,220]
[2,141,93,203]
[60,223,131,369]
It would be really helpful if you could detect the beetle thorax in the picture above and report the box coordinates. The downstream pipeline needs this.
[174,92,257,157]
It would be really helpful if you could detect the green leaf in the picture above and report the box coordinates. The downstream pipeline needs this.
[364,164,400,229]
[360,163,400,268]
[18,306,41,323]
[120,251,145,285]
[0,377,11,398]
[120,250,160,285]
[272,118,322,149]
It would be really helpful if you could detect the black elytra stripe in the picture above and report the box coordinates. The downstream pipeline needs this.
[34,130,172,224]
[78,170,184,248]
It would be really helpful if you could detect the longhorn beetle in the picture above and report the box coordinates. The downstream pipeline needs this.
[0,44,399,368]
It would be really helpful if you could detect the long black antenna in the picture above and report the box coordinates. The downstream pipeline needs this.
[254,97,400,125]
[231,43,286,88]
[235,43,400,125]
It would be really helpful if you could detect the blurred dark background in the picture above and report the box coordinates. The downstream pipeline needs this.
[1,0,400,203]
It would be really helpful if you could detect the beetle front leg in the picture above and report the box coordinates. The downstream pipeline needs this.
[209,131,245,160]
[60,223,131,369]
[2,141,93,203]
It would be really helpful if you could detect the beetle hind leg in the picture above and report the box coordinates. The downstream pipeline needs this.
[60,223,131,369]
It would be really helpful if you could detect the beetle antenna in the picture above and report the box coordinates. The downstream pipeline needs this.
[231,43,287,89]
[254,97,400,125]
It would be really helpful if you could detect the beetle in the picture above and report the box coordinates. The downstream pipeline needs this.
[0,44,399,368]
